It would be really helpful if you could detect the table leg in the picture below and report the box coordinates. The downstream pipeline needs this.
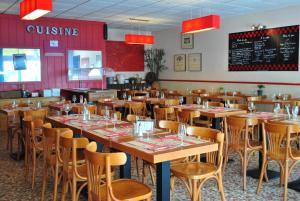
[120,153,131,179]
[212,117,222,130]
[247,124,279,180]
[156,161,170,201]
[96,142,103,152]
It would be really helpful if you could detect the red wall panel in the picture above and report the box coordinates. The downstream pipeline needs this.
[106,41,144,72]
[0,14,106,91]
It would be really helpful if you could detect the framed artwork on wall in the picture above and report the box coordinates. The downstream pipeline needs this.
[174,54,186,72]
[188,53,202,71]
[181,33,194,49]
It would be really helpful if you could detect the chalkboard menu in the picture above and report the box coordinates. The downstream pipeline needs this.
[229,25,299,71]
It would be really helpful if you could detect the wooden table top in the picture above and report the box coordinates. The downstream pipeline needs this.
[47,114,218,164]
[253,99,294,105]
[0,106,46,116]
[174,104,247,118]
[235,112,287,123]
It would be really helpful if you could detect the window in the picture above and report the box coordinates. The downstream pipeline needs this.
[0,48,41,82]
[68,50,102,80]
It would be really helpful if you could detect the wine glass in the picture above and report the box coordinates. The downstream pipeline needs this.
[156,91,160,99]
[203,100,209,109]
[179,96,184,105]
[292,105,299,120]
[11,100,17,109]
[272,93,276,101]
[145,121,154,141]
[248,101,255,113]
[285,104,291,119]
[112,113,118,131]
[123,92,127,100]
[104,108,110,120]
[36,101,42,109]
[160,92,165,99]
[225,100,230,108]
[128,95,132,101]
[178,123,187,146]
[196,97,201,105]
[273,103,281,114]
[63,104,71,116]
[72,95,77,103]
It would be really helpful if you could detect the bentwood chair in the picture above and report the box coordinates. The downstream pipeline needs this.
[23,118,44,190]
[170,126,225,201]
[154,107,168,128]
[163,99,180,107]
[127,102,147,116]
[224,116,262,190]
[158,120,179,133]
[60,131,89,201]
[177,110,200,126]
[85,142,152,201]
[41,124,72,201]
[257,122,300,201]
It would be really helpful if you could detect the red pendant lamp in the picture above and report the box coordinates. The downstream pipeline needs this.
[182,14,220,34]
[20,0,52,20]
[125,34,154,45]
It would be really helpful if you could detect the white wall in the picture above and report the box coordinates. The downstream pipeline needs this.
[108,28,150,79]
[153,5,300,98]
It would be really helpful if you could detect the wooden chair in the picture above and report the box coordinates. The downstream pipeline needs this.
[72,105,97,114]
[21,108,48,121]
[128,102,147,116]
[154,107,168,128]
[208,101,224,107]
[163,99,180,106]
[84,142,152,201]
[158,120,179,133]
[23,118,44,190]
[246,96,262,102]
[223,116,262,190]
[228,104,247,110]
[170,126,225,201]
[126,114,138,122]
[60,130,89,201]
[132,96,146,102]
[257,122,300,201]
[177,110,200,126]
[41,124,72,201]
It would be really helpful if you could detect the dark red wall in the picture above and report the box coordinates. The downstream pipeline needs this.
[106,41,144,72]
[0,14,107,91]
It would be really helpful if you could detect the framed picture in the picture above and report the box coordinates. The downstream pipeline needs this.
[181,34,194,49]
[174,54,186,72]
[188,53,202,71]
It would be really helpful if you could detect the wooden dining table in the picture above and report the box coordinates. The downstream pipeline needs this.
[46,114,218,201]
[174,104,247,129]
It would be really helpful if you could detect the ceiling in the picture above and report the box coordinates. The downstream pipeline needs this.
[1,0,300,31]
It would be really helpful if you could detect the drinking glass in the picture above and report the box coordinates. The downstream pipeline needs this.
[72,95,77,103]
[160,92,165,99]
[146,93,150,98]
[248,101,255,113]
[285,104,291,119]
[112,113,118,131]
[225,100,230,108]
[123,92,127,100]
[128,95,132,101]
[105,108,110,120]
[178,123,187,146]
[203,100,209,109]
[156,91,160,99]
[292,105,299,120]
[273,103,281,114]
[11,100,17,109]
[179,96,184,105]
[145,122,154,141]
[63,104,71,116]
[272,93,276,101]
[196,97,201,105]
[232,91,237,96]
[283,94,288,101]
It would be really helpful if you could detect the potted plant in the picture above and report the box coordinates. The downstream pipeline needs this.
[219,87,224,94]
[257,84,265,96]
[144,48,167,86]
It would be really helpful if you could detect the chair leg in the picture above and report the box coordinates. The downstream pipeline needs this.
[72,178,77,201]
[283,162,289,201]
[257,157,267,194]
[243,152,247,191]
[135,157,140,179]
[217,172,226,201]
[191,179,198,201]
[142,162,146,183]
[53,165,59,201]
[31,149,36,190]
[61,175,68,201]
[149,165,155,185]
[41,164,48,201]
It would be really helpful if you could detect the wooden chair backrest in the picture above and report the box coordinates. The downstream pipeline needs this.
[60,131,89,180]
[85,142,127,201]
[21,108,48,121]
[262,122,290,161]
[154,107,167,127]
[128,102,146,116]
[158,120,179,133]
[187,126,224,170]
[126,114,138,122]
[24,118,44,148]
[177,110,200,125]
[132,96,146,102]
[164,99,179,106]
[229,104,248,110]
[225,116,248,150]
[72,105,97,114]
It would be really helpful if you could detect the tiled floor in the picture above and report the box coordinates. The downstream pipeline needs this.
[0,134,300,201]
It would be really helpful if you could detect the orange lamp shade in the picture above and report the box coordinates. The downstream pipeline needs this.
[182,15,220,34]
[125,34,154,45]
[20,0,52,20]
